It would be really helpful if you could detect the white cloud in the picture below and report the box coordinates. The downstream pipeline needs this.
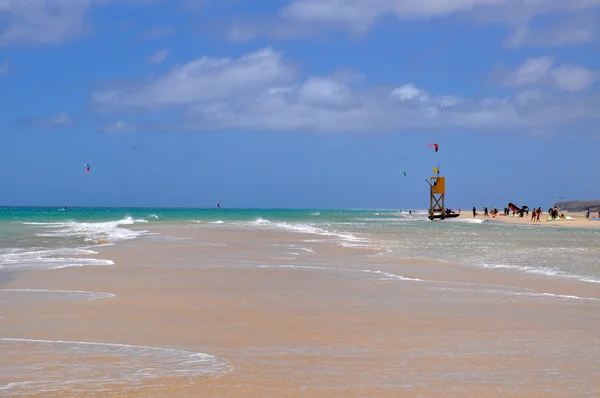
[512,56,555,85]
[281,0,502,29]
[147,48,169,64]
[504,14,599,48]
[91,48,600,134]
[25,112,74,127]
[226,0,600,44]
[92,47,297,110]
[281,0,600,26]
[551,65,599,92]
[390,84,429,101]
[0,0,159,46]
[99,120,136,134]
[0,0,93,46]
[182,81,599,133]
[42,112,73,126]
[498,56,598,92]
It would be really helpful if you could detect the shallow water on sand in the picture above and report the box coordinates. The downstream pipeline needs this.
[0,338,231,395]
[2,207,598,284]
[1,207,599,396]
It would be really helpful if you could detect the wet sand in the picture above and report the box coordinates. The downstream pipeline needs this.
[1,224,599,397]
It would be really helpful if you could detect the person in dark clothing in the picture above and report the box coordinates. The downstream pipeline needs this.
[472,206,476,217]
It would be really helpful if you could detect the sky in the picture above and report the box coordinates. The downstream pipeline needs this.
[0,0,599,209]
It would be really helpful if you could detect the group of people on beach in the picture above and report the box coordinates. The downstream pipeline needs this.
[585,209,600,220]
[472,205,556,222]
[546,206,566,221]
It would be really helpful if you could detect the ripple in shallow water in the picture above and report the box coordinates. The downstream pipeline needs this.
[0,289,116,303]
[0,338,232,395]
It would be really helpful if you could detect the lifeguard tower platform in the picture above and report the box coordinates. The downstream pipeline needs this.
[425,166,459,220]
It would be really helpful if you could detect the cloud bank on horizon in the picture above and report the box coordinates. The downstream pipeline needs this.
[1,0,599,136]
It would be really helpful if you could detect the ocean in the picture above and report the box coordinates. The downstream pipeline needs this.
[1,207,599,284]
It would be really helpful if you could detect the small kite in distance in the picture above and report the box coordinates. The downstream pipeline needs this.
[217,201,222,209]
[401,171,407,176]
[84,164,90,173]
[429,143,439,152]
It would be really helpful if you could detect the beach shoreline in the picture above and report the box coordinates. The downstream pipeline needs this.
[467,211,600,228]
[1,220,599,396]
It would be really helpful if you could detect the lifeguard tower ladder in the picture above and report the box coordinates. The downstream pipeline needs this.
[425,165,446,220]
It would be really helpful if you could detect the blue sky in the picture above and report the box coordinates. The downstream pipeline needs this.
[0,0,599,209]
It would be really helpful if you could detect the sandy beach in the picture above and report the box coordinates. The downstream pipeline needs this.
[1,222,599,397]
[469,210,600,228]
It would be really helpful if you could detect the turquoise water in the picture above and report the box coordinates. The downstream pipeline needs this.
[1,206,599,284]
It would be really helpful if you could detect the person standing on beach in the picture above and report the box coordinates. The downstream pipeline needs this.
[472,206,476,217]
[536,207,541,222]
[484,206,489,218]
[531,208,536,222]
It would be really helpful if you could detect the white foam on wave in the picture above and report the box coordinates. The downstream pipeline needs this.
[0,247,114,271]
[8,217,152,271]
[449,218,486,224]
[481,262,600,284]
[435,286,600,302]
[360,269,423,282]
[275,222,368,246]
[517,292,600,301]
[218,217,369,249]
[0,289,115,301]
[270,244,315,254]
[212,220,224,224]
[0,338,231,395]
[258,264,330,271]
[256,264,422,282]
[354,217,416,222]
[50,261,114,269]
[27,216,150,243]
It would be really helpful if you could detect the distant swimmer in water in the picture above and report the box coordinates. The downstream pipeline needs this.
[409,210,412,215]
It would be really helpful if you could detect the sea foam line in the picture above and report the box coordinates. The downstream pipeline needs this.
[0,289,116,300]
[0,247,115,271]
[23,216,151,244]
[6,216,152,271]
[256,264,423,282]
[435,287,600,302]
[0,338,232,393]
[199,217,368,246]
[255,264,599,302]
[481,262,600,284]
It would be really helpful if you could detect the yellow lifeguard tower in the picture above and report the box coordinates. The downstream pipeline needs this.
[425,165,457,220]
